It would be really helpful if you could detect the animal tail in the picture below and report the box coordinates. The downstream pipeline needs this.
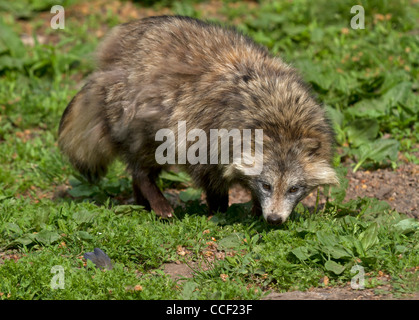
[58,80,116,183]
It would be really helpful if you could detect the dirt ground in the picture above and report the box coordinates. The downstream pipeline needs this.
[343,162,418,219]
[162,257,419,300]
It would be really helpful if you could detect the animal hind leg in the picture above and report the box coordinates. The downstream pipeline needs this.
[132,170,173,218]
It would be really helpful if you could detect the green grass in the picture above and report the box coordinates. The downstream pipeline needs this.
[1,195,418,299]
[0,0,418,300]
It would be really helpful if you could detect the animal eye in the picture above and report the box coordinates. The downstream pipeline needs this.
[262,183,272,191]
[288,186,299,193]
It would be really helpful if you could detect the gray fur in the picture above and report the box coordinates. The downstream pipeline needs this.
[58,16,339,223]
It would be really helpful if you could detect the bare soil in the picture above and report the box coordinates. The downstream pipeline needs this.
[161,261,419,300]
[343,162,419,219]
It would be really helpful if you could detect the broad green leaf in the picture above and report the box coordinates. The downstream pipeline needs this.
[77,231,93,240]
[315,231,352,259]
[15,234,36,246]
[0,55,24,70]
[181,281,199,300]
[382,82,412,106]
[5,222,22,235]
[353,239,365,257]
[325,105,345,144]
[114,205,145,215]
[35,230,60,245]
[328,245,352,260]
[346,119,379,147]
[68,184,100,197]
[352,138,399,172]
[316,231,339,248]
[310,28,324,42]
[179,188,202,202]
[57,219,69,234]
[347,99,388,119]
[361,74,385,93]
[369,139,399,163]
[393,219,419,235]
[346,82,413,120]
[102,179,122,194]
[395,245,408,253]
[0,19,26,58]
[329,167,348,203]
[283,24,308,37]
[359,223,379,252]
[218,233,245,251]
[159,171,191,183]
[325,105,344,127]
[325,260,346,275]
[296,60,334,91]
[291,246,312,261]
[72,210,97,224]
[363,199,392,216]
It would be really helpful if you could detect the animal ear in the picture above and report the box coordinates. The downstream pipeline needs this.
[317,164,340,186]
[302,138,321,156]
[223,152,264,178]
[306,161,340,187]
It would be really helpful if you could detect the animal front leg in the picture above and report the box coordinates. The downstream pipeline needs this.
[132,172,173,218]
[251,195,262,216]
[206,188,229,215]
[132,177,151,211]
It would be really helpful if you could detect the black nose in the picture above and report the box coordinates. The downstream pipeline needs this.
[267,215,283,225]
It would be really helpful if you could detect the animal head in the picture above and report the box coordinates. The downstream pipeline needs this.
[225,77,339,224]
[230,132,339,225]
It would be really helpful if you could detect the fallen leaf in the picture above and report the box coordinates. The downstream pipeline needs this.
[177,245,188,256]
[220,274,228,282]
[134,285,143,291]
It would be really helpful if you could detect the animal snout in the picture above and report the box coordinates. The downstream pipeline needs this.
[266,215,283,225]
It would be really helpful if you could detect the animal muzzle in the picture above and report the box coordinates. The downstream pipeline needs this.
[261,196,295,225]
[266,214,284,225]
[263,202,293,225]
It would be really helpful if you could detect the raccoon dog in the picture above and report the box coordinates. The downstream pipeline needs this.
[58,16,339,225]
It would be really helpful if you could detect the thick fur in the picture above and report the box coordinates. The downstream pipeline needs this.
[58,16,339,223]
